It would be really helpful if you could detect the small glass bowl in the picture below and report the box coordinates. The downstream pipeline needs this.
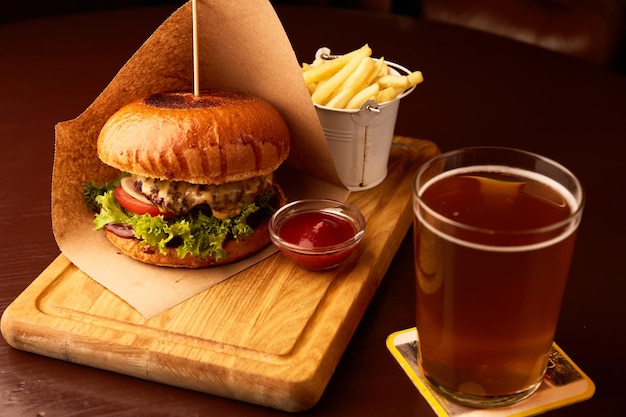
[269,199,366,270]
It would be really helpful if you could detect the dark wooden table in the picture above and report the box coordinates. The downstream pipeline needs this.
[1,4,624,416]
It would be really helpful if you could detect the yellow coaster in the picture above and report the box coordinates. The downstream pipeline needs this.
[387,328,595,417]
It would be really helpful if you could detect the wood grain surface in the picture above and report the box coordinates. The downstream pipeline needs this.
[1,137,439,412]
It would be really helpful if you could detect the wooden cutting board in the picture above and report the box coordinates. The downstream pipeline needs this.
[1,137,438,412]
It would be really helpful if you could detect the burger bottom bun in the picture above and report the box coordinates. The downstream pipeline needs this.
[104,184,286,268]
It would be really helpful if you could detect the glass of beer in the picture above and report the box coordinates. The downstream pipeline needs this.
[412,147,584,407]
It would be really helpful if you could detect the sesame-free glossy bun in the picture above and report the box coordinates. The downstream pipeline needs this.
[97,89,290,185]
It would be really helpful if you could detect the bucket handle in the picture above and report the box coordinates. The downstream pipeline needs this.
[351,100,381,126]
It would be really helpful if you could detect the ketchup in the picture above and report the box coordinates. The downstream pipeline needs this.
[278,211,356,248]
[277,211,359,270]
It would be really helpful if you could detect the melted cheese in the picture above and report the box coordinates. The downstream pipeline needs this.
[134,174,273,220]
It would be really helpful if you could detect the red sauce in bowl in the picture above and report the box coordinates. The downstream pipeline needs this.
[278,211,356,248]
[275,210,361,270]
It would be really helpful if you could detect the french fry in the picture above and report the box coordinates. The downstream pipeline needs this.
[342,56,376,91]
[376,71,424,101]
[302,44,423,109]
[346,83,379,109]
[376,86,405,103]
[302,43,372,85]
[376,58,389,77]
[370,57,387,83]
[407,70,424,85]
[377,74,411,89]
[325,56,376,108]
[311,50,368,105]
[325,88,354,109]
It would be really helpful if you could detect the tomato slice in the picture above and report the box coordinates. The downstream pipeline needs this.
[114,186,174,218]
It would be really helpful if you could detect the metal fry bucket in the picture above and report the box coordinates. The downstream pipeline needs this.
[315,61,416,191]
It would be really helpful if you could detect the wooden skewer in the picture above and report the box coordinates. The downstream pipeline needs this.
[192,0,200,96]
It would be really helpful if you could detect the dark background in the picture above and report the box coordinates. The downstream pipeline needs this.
[2,0,624,76]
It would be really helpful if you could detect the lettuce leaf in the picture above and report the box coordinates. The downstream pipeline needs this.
[83,175,125,211]
[93,191,129,230]
[87,179,275,261]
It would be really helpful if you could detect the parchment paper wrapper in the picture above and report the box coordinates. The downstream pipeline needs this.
[52,0,348,319]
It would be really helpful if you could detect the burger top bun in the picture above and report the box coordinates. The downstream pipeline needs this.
[97,89,290,184]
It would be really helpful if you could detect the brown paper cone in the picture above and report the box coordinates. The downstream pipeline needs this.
[51,0,348,318]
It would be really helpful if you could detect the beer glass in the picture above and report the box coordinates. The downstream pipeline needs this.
[412,147,584,407]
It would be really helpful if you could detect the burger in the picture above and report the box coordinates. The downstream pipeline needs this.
[83,89,290,268]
